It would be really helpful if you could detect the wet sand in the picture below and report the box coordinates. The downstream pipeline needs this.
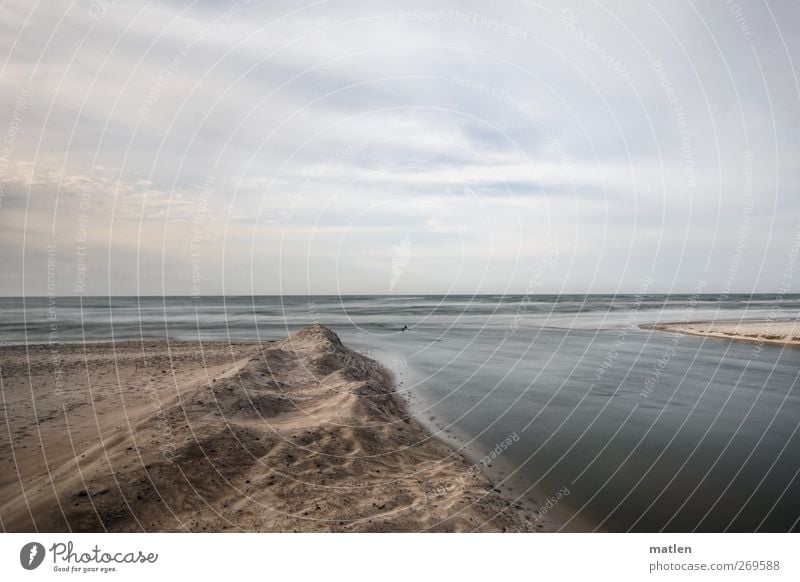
[0,325,547,532]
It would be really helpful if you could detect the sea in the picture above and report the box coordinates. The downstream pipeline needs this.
[2,293,799,532]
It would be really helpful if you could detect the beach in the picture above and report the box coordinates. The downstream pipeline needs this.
[644,319,800,348]
[3,296,800,532]
[0,324,543,532]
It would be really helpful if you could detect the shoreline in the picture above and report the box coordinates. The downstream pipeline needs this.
[398,380,588,532]
[0,325,548,532]
[642,319,800,348]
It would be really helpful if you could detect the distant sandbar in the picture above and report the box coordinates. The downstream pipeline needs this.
[643,319,800,348]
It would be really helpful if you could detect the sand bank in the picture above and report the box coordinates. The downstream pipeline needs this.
[0,325,547,532]
[643,319,800,348]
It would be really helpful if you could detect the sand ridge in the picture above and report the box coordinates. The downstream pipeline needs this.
[1,325,547,532]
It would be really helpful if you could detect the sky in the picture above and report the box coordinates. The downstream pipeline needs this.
[1,0,799,296]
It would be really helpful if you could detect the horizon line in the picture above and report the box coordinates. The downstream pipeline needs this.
[2,292,797,299]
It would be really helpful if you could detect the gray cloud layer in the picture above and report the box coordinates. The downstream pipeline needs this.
[1,0,799,295]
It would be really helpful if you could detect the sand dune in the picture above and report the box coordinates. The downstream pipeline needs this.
[0,325,544,532]
[644,319,800,347]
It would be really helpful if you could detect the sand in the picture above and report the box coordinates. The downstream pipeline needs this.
[0,325,548,532]
[644,319,800,348]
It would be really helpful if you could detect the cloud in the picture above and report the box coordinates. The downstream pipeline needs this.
[1,0,799,295]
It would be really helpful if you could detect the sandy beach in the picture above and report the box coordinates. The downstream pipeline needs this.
[644,319,800,347]
[0,325,547,532]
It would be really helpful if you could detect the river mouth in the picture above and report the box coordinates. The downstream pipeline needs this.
[343,321,800,533]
